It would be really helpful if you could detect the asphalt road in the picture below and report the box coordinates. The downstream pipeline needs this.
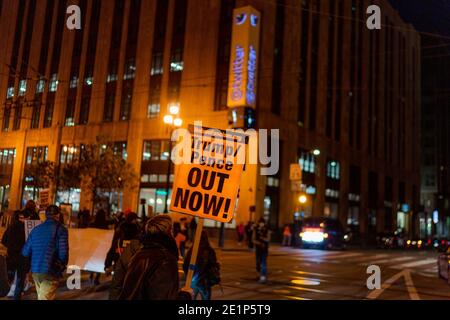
[3,244,450,300]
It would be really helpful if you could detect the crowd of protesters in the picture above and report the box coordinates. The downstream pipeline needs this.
[0,199,279,300]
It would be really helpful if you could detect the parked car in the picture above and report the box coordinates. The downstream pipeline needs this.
[298,217,348,250]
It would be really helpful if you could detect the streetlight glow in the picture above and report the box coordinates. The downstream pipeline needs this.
[299,195,307,204]
[312,149,321,156]
[173,118,183,127]
[163,114,174,125]
[168,103,180,115]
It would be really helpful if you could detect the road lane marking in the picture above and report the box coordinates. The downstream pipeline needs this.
[292,270,334,278]
[359,256,414,265]
[348,254,389,262]
[283,295,311,300]
[366,269,420,300]
[392,258,437,269]
[288,285,330,294]
[319,252,364,260]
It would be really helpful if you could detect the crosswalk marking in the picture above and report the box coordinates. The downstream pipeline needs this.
[347,254,389,262]
[392,258,437,269]
[358,256,414,265]
[318,252,364,260]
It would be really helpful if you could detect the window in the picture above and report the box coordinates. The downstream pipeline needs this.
[107,61,118,83]
[151,52,163,75]
[6,87,14,99]
[169,50,183,72]
[70,75,78,88]
[26,146,48,165]
[65,100,75,127]
[84,67,93,86]
[147,103,160,119]
[424,174,436,188]
[124,58,136,80]
[120,82,133,121]
[326,160,340,180]
[36,79,45,93]
[299,150,316,174]
[30,101,41,129]
[147,88,160,119]
[113,142,128,160]
[18,80,27,96]
[43,102,54,128]
[142,140,170,161]
[49,74,58,92]
[79,96,90,125]
[60,145,83,164]
[103,94,115,122]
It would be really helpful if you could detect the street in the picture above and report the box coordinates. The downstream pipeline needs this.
[6,243,450,301]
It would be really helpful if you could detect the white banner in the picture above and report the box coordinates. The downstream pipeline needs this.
[68,228,114,273]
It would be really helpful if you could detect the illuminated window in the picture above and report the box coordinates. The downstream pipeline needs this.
[26,146,48,165]
[65,100,75,127]
[147,103,160,119]
[170,49,183,72]
[84,68,93,86]
[142,140,170,161]
[18,80,27,96]
[6,87,14,99]
[43,102,54,128]
[69,76,78,88]
[36,79,45,93]
[124,58,136,80]
[49,74,58,92]
[107,61,118,83]
[326,160,340,180]
[151,52,163,75]
[299,150,316,173]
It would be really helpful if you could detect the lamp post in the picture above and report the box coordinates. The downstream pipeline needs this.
[162,103,182,214]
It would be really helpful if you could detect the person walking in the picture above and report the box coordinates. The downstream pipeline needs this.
[117,215,180,300]
[253,218,270,283]
[105,211,140,272]
[1,211,30,300]
[183,231,219,300]
[245,221,254,249]
[282,224,292,246]
[236,223,245,246]
[77,208,91,228]
[22,205,69,300]
[89,209,110,285]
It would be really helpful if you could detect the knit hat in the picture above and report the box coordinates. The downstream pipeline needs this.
[145,215,172,235]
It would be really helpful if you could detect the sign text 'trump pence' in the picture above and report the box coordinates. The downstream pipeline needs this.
[169,126,247,223]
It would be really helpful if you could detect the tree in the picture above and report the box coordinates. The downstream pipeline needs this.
[57,163,82,203]
[23,161,56,199]
[79,139,138,213]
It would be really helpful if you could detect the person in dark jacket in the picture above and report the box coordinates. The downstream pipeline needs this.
[22,205,69,300]
[89,209,111,285]
[77,208,91,228]
[104,211,140,271]
[1,210,30,300]
[22,200,39,220]
[116,215,179,300]
[183,231,218,300]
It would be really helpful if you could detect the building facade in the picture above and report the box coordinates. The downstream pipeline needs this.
[0,0,420,240]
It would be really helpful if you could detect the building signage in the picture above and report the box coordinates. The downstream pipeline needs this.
[227,6,261,109]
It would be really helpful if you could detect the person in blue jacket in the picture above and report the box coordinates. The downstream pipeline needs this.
[22,205,69,300]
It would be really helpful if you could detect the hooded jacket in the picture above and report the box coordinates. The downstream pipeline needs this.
[1,212,26,258]
[118,232,179,300]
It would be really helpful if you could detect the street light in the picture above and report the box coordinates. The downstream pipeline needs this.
[312,149,321,156]
[299,195,307,204]
[163,103,182,214]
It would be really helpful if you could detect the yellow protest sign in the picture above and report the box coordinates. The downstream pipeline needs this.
[169,125,247,223]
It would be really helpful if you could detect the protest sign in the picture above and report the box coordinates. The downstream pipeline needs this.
[170,125,248,223]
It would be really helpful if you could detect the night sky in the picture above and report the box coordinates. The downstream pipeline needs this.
[389,0,450,38]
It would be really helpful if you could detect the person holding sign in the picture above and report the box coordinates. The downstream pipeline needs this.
[22,205,69,300]
[182,231,219,300]
[117,215,180,300]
